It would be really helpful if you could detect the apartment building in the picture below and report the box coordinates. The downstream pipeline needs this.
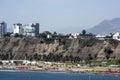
[0,21,7,37]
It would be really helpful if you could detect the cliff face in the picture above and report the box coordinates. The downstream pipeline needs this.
[0,37,120,60]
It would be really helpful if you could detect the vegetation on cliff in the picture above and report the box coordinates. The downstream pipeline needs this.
[0,33,120,65]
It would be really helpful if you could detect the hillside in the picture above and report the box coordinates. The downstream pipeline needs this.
[88,18,120,34]
[0,37,120,61]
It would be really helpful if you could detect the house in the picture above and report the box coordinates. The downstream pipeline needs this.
[69,33,79,39]
[43,31,53,39]
[113,32,120,41]
[96,34,106,40]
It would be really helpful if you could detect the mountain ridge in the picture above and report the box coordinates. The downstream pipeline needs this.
[88,18,120,34]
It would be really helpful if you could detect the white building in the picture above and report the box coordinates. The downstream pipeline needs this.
[69,33,79,39]
[22,23,39,37]
[13,23,39,37]
[96,34,106,38]
[0,21,7,37]
[96,34,106,40]
[13,23,22,34]
[113,32,120,41]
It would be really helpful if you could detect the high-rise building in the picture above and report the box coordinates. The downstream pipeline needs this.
[13,23,39,37]
[0,21,7,37]
[13,23,22,34]
[22,23,39,37]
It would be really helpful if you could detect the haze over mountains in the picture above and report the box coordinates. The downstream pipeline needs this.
[88,18,120,34]
[7,18,120,35]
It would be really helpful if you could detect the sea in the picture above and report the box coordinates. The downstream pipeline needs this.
[0,70,120,80]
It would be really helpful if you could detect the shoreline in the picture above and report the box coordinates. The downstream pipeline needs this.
[0,65,120,74]
[0,69,120,76]
[0,60,120,74]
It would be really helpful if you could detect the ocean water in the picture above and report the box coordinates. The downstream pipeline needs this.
[0,70,120,80]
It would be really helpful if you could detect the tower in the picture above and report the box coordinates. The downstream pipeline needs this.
[0,21,7,37]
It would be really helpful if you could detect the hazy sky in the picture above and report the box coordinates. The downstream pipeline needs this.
[0,0,120,33]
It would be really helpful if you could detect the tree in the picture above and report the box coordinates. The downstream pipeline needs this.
[82,29,86,35]
[53,32,57,35]
[28,55,34,61]
[38,54,42,60]
[47,53,55,61]
[33,53,38,61]
[3,32,12,37]
[73,56,81,62]
[25,53,28,60]
[104,47,113,59]
[42,54,47,61]
[0,54,9,60]
[14,33,19,37]
[85,54,93,64]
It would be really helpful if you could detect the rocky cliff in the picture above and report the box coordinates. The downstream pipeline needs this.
[0,37,120,61]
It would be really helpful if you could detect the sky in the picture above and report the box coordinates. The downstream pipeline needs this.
[0,0,120,34]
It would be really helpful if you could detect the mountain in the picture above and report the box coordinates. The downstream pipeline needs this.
[88,18,120,34]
